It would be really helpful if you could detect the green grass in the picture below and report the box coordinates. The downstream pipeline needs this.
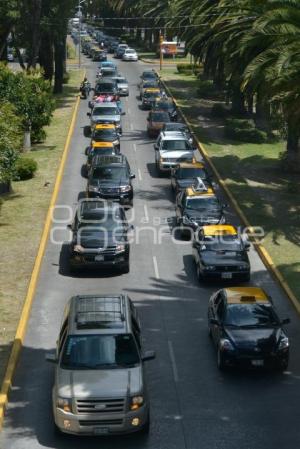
[0,69,83,383]
[162,67,300,302]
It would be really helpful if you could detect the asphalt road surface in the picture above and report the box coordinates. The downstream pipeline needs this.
[1,56,300,449]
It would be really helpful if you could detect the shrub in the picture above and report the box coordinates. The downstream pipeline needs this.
[224,125,267,143]
[177,63,202,75]
[31,128,46,143]
[197,80,217,98]
[211,103,229,118]
[225,118,255,130]
[14,157,38,181]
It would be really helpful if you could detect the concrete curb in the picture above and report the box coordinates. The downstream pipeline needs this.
[0,71,85,430]
[159,74,300,316]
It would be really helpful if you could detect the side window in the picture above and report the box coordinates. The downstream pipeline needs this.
[129,300,141,349]
[58,318,68,354]
[216,296,225,321]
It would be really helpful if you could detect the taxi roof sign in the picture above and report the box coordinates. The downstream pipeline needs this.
[95,123,115,130]
[92,141,114,148]
[225,287,269,304]
[202,225,237,236]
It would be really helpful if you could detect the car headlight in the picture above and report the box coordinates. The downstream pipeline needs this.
[220,339,235,351]
[238,265,247,270]
[203,265,216,271]
[130,395,144,411]
[120,185,131,192]
[116,244,126,253]
[278,337,289,350]
[89,185,99,192]
[57,397,72,413]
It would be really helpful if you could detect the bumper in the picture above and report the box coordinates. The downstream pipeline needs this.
[54,405,149,435]
[70,253,128,269]
[158,163,179,172]
[119,89,129,96]
[87,191,133,205]
[200,269,250,281]
[220,349,289,370]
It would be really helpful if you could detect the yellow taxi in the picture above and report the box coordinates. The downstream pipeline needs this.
[85,141,117,172]
[171,161,211,192]
[141,88,162,110]
[90,123,120,151]
[175,179,225,237]
[208,287,290,370]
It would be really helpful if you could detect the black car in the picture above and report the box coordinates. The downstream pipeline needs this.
[99,67,118,78]
[140,70,158,83]
[91,124,120,150]
[171,161,211,193]
[94,80,118,96]
[87,154,135,206]
[141,90,162,110]
[208,287,290,371]
[68,200,132,274]
[192,225,250,282]
[175,181,226,238]
[85,144,117,174]
[153,98,178,121]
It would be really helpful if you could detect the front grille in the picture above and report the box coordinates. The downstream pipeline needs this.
[101,187,120,194]
[79,419,123,426]
[76,398,126,415]
[215,265,238,272]
[163,157,193,163]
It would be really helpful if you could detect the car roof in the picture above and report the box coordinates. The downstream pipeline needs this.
[93,102,118,108]
[186,186,215,197]
[93,154,127,166]
[161,132,188,140]
[94,123,116,129]
[202,225,237,236]
[177,161,204,169]
[92,141,114,148]
[68,294,131,335]
[224,287,270,305]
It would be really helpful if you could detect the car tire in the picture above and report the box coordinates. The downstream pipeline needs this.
[217,348,226,371]
[139,413,150,435]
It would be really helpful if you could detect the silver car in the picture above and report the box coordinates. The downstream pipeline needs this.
[46,294,155,436]
[87,102,125,133]
[112,76,129,96]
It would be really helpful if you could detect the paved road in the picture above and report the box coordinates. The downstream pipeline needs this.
[1,56,300,449]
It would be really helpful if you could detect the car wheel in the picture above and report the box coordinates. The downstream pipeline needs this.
[139,413,150,435]
[217,348,226,370]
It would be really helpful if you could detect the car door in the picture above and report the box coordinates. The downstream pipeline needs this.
[192,229,203,264]
[210,292,225,345]
[175,191,184,222]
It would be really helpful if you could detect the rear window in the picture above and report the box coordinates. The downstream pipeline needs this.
[93,107,119,116]
[162,140,190,151]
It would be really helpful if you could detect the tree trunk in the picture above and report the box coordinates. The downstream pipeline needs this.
[39,32,54,81]
[0,27,11,60]
[26,0,42,69]
[53,38,64,94]
[136,28,142,42]
[231,86,247,117]
[285,119,300,171]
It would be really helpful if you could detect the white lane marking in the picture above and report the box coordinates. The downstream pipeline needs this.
[133,143,137,152]
[168,340,179,383]
[138,168,142,181]
[144,204,149,222]
[130,123,134,131]
[153,256,160,279]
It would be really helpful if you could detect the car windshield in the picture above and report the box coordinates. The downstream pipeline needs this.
[151,112,170,122]
[95,84,115,93]
[143,81,158,88]
[61,334,140,369]
[156,102,173,111]
[92,166,126,179]
[93,129,117,139]
[177,167,206,179]
[201,235,243,252]
[116,78,127,84]
[91,148,114,156]
[93,107,119,116]
[165,124,188,132]
[126,49,135,54]
[144,92,160,99]
[162,140,190,151]
[143,73,156,80]
[224,304,280,328]
[186,196,220,210]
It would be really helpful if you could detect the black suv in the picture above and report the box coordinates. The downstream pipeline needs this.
[192,225,250,282]
[171,162,211,193]
[94,79,118,96]
[68,200,132,273]
[87,155,135,206]
[153,98,178,121]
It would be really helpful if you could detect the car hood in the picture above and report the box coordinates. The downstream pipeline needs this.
[160,150,194,159]
[184,208,222,223]
[200,251,248,266]
[92,114,120,122]
[77,231,126,249]
[56,366,142,399]
[225,327,283,352]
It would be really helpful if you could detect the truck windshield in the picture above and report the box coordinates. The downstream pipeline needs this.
[61,334,140,369]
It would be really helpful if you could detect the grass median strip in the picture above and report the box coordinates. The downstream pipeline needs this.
[0,69,83,385]
[161,67,300,303]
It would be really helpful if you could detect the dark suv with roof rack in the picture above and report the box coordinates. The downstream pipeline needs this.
[68,200,132,274]
[46,294,156,435]
[86,155,135,206]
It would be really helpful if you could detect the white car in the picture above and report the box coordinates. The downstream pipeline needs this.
[123,48,138,62]
[154,132,196,173]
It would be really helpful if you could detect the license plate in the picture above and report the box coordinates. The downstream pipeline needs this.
[251,360,264,367]
[94,427,109,435]
[221,272,232,279]
[95,255,104,261]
